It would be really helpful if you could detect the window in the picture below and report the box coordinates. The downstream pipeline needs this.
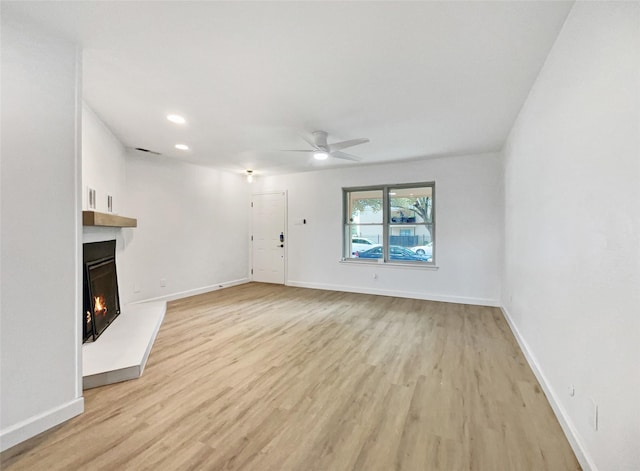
[344,182,434,264]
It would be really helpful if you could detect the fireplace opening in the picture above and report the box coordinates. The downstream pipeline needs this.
[83,240,121,343]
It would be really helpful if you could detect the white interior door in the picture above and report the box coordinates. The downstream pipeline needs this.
[252,192,286,284]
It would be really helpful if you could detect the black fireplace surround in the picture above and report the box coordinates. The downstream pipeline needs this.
[83,240,121,343]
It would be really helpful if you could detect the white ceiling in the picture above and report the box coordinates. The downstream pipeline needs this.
[6,1,573,176]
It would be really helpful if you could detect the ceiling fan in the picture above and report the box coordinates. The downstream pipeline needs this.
[282,131,370,162]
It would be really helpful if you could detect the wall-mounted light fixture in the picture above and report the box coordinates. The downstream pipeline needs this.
[246,169,254,183]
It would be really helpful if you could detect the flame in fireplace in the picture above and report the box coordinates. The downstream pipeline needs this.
[94,296,107,317]
[86,311,91,324]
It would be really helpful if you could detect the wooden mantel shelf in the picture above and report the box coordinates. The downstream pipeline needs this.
[83,211,137,228]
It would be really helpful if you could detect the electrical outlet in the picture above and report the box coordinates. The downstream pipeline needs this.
[160,278,167,288]
[372,273,378,280]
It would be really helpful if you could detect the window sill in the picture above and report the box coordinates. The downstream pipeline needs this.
[339,259,439,271]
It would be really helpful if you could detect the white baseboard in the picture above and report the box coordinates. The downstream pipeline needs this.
[0,397,84,453]
[131,277,250,304]
[500,306,597,471]
[286,280,499,307]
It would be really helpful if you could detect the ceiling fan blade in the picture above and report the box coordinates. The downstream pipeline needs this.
[331,150,362,162]
[329,138,370,152]
[299,133,317,149]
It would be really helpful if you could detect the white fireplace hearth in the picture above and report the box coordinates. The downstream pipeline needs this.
[82,301,165,389]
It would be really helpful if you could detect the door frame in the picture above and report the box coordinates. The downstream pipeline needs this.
[250,190,288,285]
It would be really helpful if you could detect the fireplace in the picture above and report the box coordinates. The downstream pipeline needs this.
[83,240,121,343]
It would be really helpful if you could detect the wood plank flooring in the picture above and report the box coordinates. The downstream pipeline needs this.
[2,283,580,470]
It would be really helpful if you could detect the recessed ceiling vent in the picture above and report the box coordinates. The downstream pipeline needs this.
[133,147,161,155]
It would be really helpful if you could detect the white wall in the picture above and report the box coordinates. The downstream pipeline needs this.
[254,153,503,306]
[0,12,84,451]
[80,103,250,305]
[119,153,250,304]
[502,2,640,470]
[82,102,126,213]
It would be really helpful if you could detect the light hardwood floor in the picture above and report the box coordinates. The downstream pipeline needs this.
[2,283,580,470]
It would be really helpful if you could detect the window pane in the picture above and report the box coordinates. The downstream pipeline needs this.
[388,229,432,262]
[346,225,383,258]
[389,224,432,247]
[388,185,433,263]
[347,189,383,224]
[389,186,432,225]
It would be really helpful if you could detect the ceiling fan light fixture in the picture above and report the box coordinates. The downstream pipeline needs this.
[246,169,254,183]
[313,151,329,161]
